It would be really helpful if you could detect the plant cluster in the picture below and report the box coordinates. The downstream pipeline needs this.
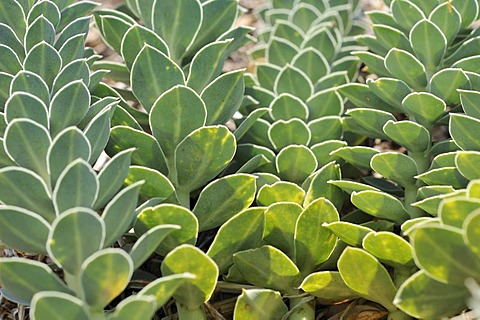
[0,0,480,319]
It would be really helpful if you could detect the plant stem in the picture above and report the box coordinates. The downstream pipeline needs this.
[176,302,207,320]
[287,297,315,320]
[404,151,431,218]
[176,189,190,208]
[394,268,413,288]
[64,272,84,300]
[404,183,423,219]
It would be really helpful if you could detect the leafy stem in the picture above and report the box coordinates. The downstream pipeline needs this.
[176,302,207,320]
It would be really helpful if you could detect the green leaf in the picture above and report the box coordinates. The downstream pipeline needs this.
[80,249,133,309]
[337,83,388,111]
[4,92,48,128]
[121,24,169,69]
[270,93,309,121]
[385,48,427,90]
[193,174,256,231]
[372,25,411,54]
[309,116,343,144]
[291,4,321,32]
[302,27,337,62]
[429,2,461,45]
[136,0,155,28]
[108,126,168,173]
[294,198,339,275]
[152,0,202,62]
[207,207,264,274]
[57,35,87,65]
[274,65,313,101]
[460,89,480,119]
[6,119,50,181]
[416,167,468,189]
[264,202,303,258]
[304,162,343,209]
[409,19,446,72]
[402,92,446,128]
[131,45,185,111]
[452,56,480,74]
[125,166,175,203]
[97,14,133,53]
[129,224,180,270]
[256,63,281,91]
[311,140,347,168]
[102,182,142,247]
[292,48,329,83]
[430,68,470,105]
[257,182,305,206]
[331,146,379,170]
[353,51,390,77]
[439,197,480,228]
[351,190,409,224]
[329,180,379,195]
[451,0,479,28]
[106,295,156,320]
[95,148,134,209]
[31,292,89,320]
[161,244,219,308]
[0,45,22,75]
[383,120,431,152]
[202,70,245,125]
[50,80,90,136]
[0,0,26,39]
[84,106,115,164]
[391,0,425,31]
[338,247,397,311]
[135,204,198,256]
[0,72,13,107]
[186,0,238,55]
[0,206,50,254]
[370,152,418,187]
[48,208,104,275]
[267,37,298,66]
[366,78,411,113]
[301,271,359,303]
[0,22,24,61]
[464,210,480,256]
[24,42,62,88]
[362,231,414,268]
[175,126,236,192]
[412,225,480,284]
[276,145,317,183]
[187,40,231,93]
[53,159,98,214]
[450,114,480,151]
[138,273,194,308]
[233,289,288,320]
[25,16,55,51]
[306,89,344,119]
[57,1,98,31]
[346,108,396,139]
[10,71,49,106]
[456,151,480,180]
[233,245,302,294]
[394,270,468,319]
[0,167,55,222]
[0,258,71,303]
[150,85,206,161]
[268,119,310,150]
[329,220,377,249]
